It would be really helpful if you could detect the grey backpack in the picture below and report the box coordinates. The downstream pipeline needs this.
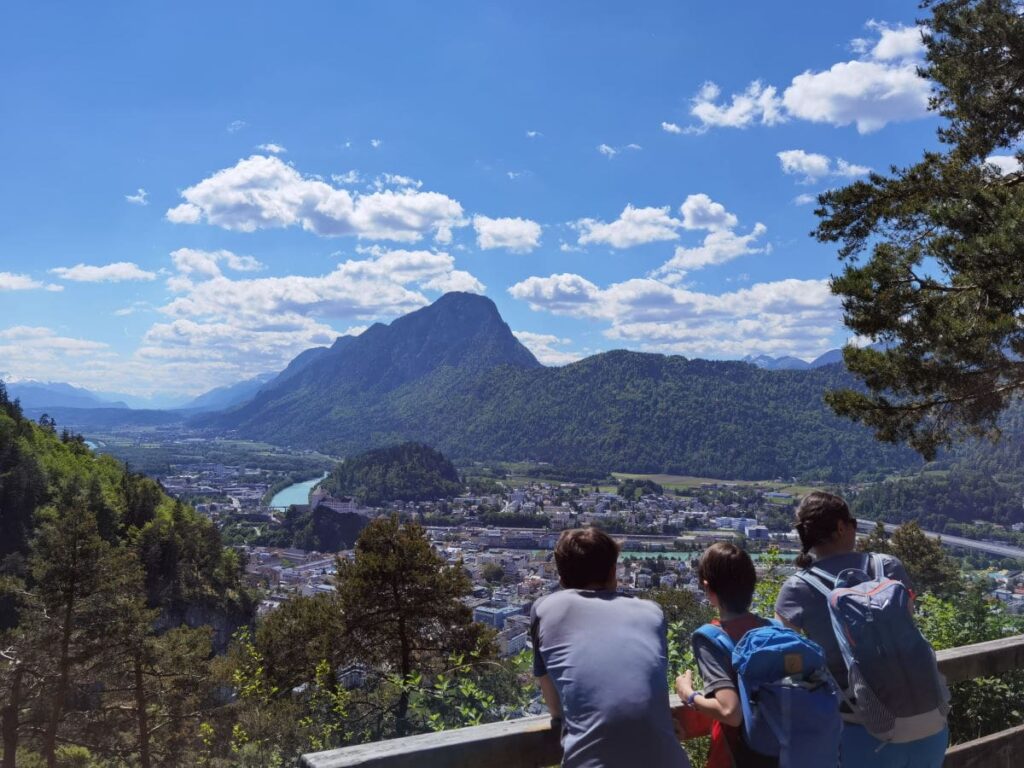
[797,554,949,742]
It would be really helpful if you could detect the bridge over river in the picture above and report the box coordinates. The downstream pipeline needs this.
[857,520,1024,560]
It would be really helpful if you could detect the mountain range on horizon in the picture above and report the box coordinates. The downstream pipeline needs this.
[8,292,915,481]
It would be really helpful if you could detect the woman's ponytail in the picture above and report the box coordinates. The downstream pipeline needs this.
[792,491,851,569]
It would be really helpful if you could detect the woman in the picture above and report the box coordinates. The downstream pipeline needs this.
[774,491,948,768]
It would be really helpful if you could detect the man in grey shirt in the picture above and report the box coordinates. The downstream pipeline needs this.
[531,528,689,768]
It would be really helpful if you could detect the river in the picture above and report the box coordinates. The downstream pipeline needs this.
[269,472,328,509]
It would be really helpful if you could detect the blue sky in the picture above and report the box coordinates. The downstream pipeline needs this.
[1,1,962,399]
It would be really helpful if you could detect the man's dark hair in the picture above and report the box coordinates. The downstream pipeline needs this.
[554,527,620,589]
[697,542,756,614]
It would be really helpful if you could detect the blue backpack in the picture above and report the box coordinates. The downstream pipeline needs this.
[796,553,949,742]
[694,621,842,768]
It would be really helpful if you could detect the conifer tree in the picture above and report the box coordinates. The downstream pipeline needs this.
[815,0,1024,457]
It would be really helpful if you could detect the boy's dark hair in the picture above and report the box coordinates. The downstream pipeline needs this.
[697,542,756,614]
[794,491,854,568]
[554,527,620,589]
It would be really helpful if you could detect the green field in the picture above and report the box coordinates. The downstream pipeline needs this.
[611,472,817,497]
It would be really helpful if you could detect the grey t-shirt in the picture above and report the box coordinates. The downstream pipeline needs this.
[531,590,690,768]
[774,551,911,690]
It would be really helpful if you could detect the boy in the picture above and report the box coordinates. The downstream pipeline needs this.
[531,527,690,768]
[675,542,778,768]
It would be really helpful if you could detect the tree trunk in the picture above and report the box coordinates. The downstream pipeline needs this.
[395,615,411,737]
[2,663,22,768]
[134,652,150,768]
[44,595,74,768]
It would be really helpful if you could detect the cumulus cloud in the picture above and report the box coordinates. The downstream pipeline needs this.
[0,273,47,291]
[986,155,1022,175]
[125,188,149,206]
[576,205,681,249]
[676,21,930,135]
[370,138,382,148]
[473,215,542,253]
[509,274,840,358]
[689,80,786,131]
[793,193,818,206]
[657,224,767,276]
[777,149,871,183]
[512,331,582,366]
[679,194,738,231]
[256,143,287,154]
[332,170,362,185]
[165,155,466,242]
[597,144,618,158]
[374,173,423,190]
[50,262,157,283]
[526,130,543,138]
[169,248,264,279]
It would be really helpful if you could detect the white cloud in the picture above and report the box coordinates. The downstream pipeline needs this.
[473,215,542,253]
[125,188,149,206]
[656,223,767,276]
[374,173,423,190]
[690,80,786,131]
[783,59,930,133]
[165,155,465,242]
[512,331,581,366]
[793,193,818,206]
[679,21,930,135]
[597,144,618,158]
[576,205,681,249]
[169,248,264,278]
[50,262,157,283]
[508,273,602,313]
[777,150,832,182]
[420,269,486,294]
[227,120,247,133]
[370,138,382,148]
[777,150,871,183]
[332,170,362,185]
[509,274,840,358]
[0,273,46,291]
[986,155,1022,175]
[661,122,684,134]
[526,130,543,138]
[256,143,287,154]
[834,158,872,177]
[868,21,926,61]
[679,194,738,231]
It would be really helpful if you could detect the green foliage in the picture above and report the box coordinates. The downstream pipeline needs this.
[916,587,1024,744]
[618,478,664,500]
[856,520,962,598]
[814,0,1024,457]
[321,443,463,505]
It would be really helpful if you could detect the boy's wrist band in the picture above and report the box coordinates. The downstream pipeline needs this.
[686,691,699,707]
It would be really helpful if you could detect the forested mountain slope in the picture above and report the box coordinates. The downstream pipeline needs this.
[203,293,917,481]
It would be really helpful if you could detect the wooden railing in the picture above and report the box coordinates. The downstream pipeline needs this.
[301,634,1024,768]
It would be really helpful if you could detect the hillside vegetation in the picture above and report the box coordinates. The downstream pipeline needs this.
[320,442,463,505]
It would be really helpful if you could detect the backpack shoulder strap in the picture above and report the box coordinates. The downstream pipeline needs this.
[693,623,735,655]
[871,552,886,581]
[796,567,835,599]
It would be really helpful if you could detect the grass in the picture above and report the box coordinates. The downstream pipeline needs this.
[611,472,816,497]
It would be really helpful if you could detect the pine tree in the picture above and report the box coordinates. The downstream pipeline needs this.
[815,0,1024,458]
[335,515,482,736]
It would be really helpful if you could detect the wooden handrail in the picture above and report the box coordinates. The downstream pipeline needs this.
[301,633,1024,768]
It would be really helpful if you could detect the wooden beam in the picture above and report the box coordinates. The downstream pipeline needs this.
[301,634,1024,768]
[944,723,1024,768]
[936,634,1024,684]
[300,715,561,768]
